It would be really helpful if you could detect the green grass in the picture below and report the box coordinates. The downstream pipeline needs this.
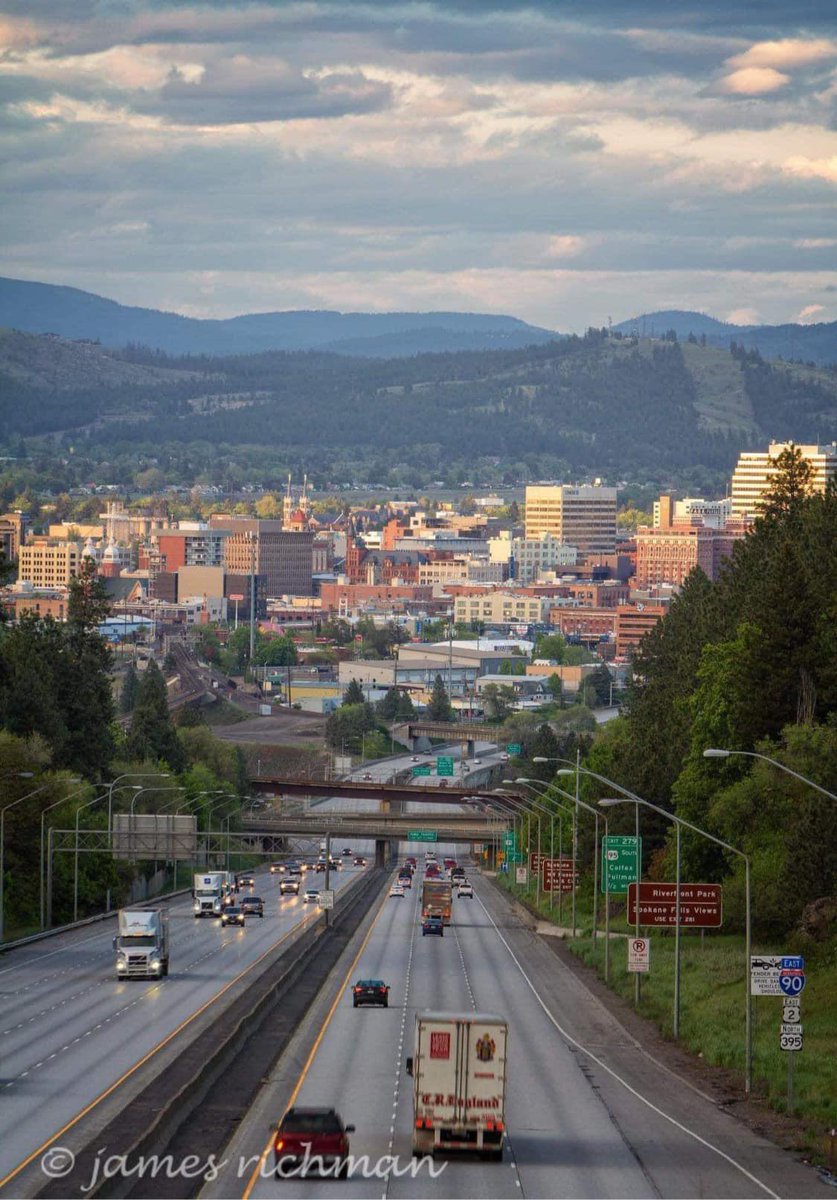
[496,873,837,1154]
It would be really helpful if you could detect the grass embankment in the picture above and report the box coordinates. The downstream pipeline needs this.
[496,873,837,1154]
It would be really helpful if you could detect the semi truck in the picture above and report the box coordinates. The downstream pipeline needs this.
[115,908,170,979]
[421,878,452,925]
[406,1013,508,1159]
[193,871,225,917]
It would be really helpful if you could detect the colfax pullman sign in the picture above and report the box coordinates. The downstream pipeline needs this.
[627,882,723,928]
[541,857,579,893]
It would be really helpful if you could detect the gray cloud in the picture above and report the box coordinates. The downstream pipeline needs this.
[0,0,835,329]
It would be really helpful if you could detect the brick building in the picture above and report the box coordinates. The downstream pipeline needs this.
[209,516,313,597]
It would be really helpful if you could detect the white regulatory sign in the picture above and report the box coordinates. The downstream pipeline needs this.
[781,1023,803,1035]
[750,955,783,995]
[318,889,335,910]
[628,937,650,973]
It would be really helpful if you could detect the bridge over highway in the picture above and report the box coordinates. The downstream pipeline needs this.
[240,811,504,844]
[249,777,521,806]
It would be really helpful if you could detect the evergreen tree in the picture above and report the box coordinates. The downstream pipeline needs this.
[127,660,184,771]
[343,678,365,706]
[427,675,454,722]
[759,444,813,518]
[120,664,140,714]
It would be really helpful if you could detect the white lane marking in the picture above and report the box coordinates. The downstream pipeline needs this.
[475,890,780,1200]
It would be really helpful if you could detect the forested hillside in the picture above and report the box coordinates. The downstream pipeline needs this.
[1,326,835,490]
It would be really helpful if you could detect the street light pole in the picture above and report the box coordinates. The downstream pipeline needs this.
[39,781,85,929]
[703,747,837,800]
[592,769,753,1094]
[73,791,108,921]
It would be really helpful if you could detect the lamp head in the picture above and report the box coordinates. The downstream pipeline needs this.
[532,757,549,763]
[702,748,730,758]
[555,769,573,777]
[597,798,624,808]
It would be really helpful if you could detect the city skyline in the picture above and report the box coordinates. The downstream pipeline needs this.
[0,0,835,331]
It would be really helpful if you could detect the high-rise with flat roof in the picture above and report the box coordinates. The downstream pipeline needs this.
[209,515,313,597]
[730,442,837,518]
[524,484,617,554]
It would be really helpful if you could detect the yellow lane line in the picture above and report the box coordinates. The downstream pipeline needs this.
[0,906,323,1194]
[241,884,392,1199]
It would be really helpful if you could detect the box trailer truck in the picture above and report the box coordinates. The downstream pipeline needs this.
[115,908,169,979]
[193,871,224,917]
[406,1012,507,1159]
[421,879,452,925]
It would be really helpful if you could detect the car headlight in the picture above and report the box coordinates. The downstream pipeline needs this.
[117,959,127,970]
[150,959,161,970]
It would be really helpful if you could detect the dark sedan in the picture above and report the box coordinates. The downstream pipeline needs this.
[422,916,444,937]
[221,906,246,927]
[240,895,264,917]
[351,979,390,1008]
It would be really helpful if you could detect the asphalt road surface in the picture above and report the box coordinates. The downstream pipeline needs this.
[204,865,828,1200]
[0,866,362,1190]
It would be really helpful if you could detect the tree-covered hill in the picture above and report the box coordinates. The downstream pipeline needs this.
[2,326,835,484]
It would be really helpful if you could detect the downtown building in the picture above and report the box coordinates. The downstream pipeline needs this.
[209,515,314,598]
[524,484,617,555]
[730,442,837,518]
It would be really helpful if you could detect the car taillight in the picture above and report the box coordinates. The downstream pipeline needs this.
[275,1139,284,1150]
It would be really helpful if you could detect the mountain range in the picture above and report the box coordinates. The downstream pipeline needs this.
[0,276,834,363]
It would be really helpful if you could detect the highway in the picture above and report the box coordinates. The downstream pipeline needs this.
[0,865,363,1190]
[205,864,828,1200]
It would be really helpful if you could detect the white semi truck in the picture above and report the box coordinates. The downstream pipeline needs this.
[193,871,225,917]
[115,908,169,979]
[406,1012,508,1159]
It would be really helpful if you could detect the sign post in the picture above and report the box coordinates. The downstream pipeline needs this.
[541,857,578,894]
[627,937,650,973]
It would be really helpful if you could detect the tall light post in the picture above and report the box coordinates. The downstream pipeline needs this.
[129,785,185,864]
[472,793,518,873]
[703,748,837,800]
[164,790,226,883]
[522,777,608,961]
[39,780,85,929]
[0,774,41,942]
[496,784,553,907]
[572,762,753,1095]
[73,791,109,922]
[107,772,170,841]
[205,795,238,869]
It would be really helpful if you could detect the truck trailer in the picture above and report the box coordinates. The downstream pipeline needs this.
[421,878,452,925]
[115,908,170,979]
[406,1012,507,1159]
[193,871,224,917]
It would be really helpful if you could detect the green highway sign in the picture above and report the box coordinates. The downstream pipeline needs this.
[408,829,437,842]
[602,835,642,893]
[502,831,523,861]
[506,743,522,755]
[436,757,454,777]
[411,765,431,776]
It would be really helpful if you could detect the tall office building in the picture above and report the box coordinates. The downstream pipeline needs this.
[524,484,617,555]
[730,442,837,518]
[209,516,313,597]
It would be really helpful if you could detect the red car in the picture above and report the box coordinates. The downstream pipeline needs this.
[274,1108,355,1178]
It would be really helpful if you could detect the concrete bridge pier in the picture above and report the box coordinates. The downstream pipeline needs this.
[375,839,389,868]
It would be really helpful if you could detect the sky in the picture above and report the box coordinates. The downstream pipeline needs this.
[0,0,835,332]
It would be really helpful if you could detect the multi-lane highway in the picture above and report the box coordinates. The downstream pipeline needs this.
[204,862,828,1200]
[0,865,363,1190]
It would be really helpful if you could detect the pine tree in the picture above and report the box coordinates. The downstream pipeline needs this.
[343,678,365,706]
[128,660,184,771]
[120,664,140,714]
[427,675,454,722]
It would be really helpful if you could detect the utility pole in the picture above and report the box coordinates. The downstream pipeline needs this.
[248,530,256,673]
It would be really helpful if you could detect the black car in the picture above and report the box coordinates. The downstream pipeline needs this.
[422,916,444,937]
[352,979,390,1008]
[221,906,246,927]
[353,856,367,867]
[240,895,264,917]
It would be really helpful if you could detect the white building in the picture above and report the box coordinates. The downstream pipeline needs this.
[730,442,837,518]
[489,531,578,583]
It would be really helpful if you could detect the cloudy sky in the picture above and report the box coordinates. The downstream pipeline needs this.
[0,0,835,331]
